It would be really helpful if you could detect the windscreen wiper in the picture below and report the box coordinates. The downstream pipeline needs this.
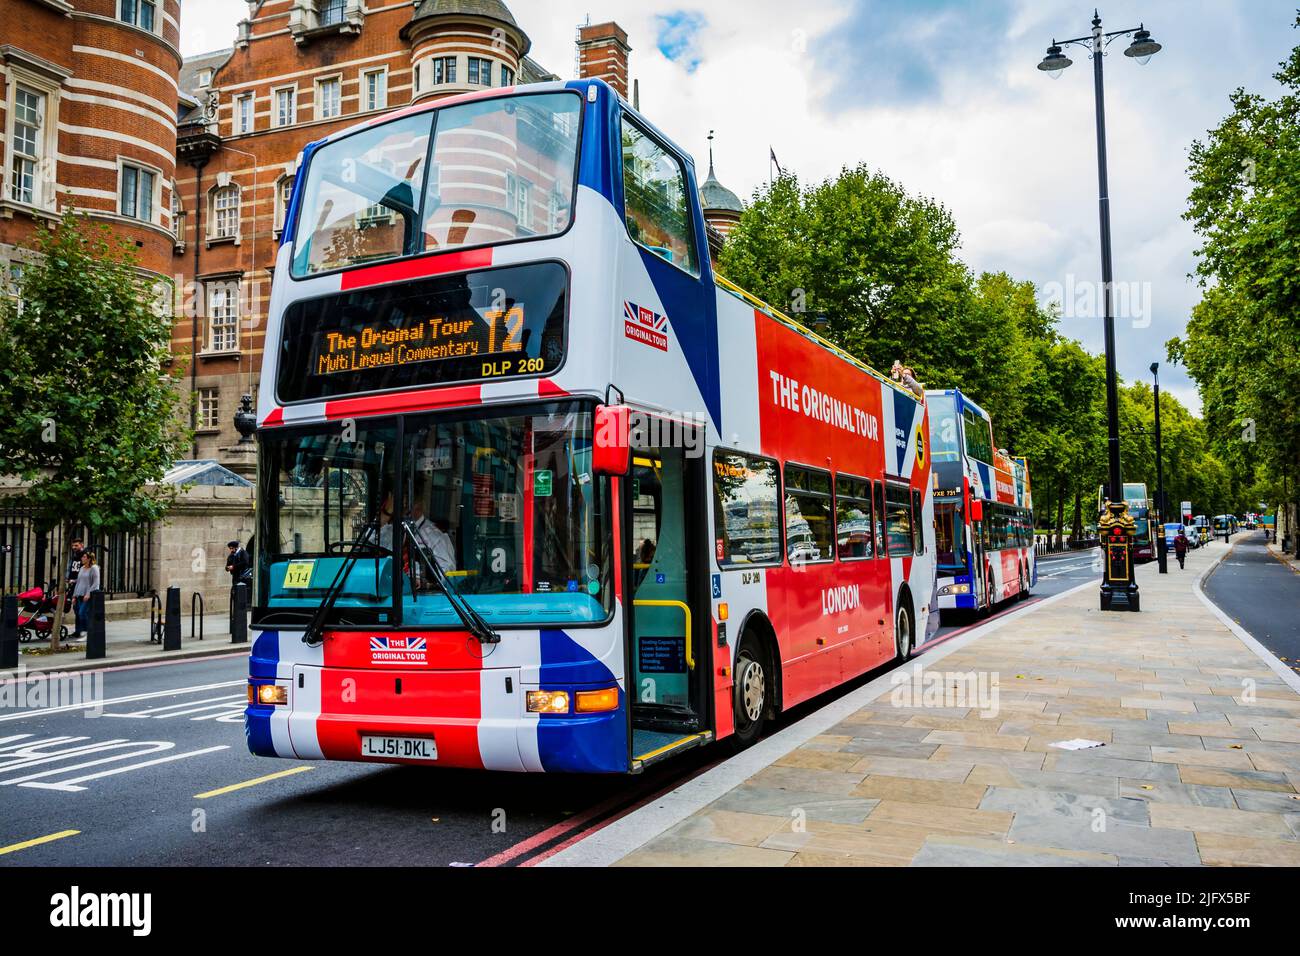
[401,520,501,645]
[302,516,384,647]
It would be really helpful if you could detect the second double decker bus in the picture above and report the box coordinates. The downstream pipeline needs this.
[1098,483,1157,561]
[926,388,1035,619]
[245,78,935,774]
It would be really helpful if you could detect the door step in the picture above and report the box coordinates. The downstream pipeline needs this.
[631,729,713,772]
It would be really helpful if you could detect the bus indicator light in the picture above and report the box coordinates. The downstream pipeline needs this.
[575,688,619,713]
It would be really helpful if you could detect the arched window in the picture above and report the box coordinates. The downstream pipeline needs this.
[275,175,295,232]
[211,184,240,239]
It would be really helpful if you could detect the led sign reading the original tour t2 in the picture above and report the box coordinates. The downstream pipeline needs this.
[313,308,524,376]
[277,261,567,402]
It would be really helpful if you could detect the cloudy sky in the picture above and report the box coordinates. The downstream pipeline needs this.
[180,0,1300,412]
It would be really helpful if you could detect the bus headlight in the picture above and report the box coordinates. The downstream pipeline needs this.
[526,690,570,713]
[254,684,288,705]
[938,583,971,596]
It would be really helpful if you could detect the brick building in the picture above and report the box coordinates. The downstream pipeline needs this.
[1,0,183,289]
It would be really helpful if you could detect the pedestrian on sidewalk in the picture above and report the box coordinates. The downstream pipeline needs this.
[72,549,100,639]
[225,539,251,607]
[1174,528,1189,570]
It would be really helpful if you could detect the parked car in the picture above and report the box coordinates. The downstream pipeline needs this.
[1163,523,1188,550]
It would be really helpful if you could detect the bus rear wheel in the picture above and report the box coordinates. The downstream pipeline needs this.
[895,603,914,662]
[732,634,768,748]
[1017,565,1029,600]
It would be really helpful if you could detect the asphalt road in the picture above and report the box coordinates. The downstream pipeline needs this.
[1203,531,1300,675]
[0,548,1100,867]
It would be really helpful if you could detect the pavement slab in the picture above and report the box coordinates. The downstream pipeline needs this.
[551,538,1300,868]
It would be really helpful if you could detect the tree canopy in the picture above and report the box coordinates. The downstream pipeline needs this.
[1168,13,1300,544]
[717,158,1249,539]
[0,212,190,646]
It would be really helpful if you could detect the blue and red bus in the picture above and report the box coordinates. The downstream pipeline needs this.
[925,388,1035,618]
[246,79,935,774]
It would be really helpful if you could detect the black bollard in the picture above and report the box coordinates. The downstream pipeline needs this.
[164,586,181,650]
[231,582,248,644]
[1,595,17,669]
[86,590,106,660]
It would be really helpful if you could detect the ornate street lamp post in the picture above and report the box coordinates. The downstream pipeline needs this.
[1037,10,1162,611]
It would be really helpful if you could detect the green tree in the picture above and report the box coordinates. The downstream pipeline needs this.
[1170,12,1300,551]
[0,212,190,649]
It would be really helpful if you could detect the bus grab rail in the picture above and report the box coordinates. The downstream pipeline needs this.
[712,273,916,401]
[632,599,694,670]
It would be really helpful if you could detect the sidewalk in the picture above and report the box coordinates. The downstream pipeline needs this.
[1266,539,1300,575]
[552,539,1300,867]
[6,611,250,675]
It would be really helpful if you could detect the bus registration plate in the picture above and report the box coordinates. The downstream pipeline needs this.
[361,735,438,761]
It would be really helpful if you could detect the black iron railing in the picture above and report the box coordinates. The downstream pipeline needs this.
[0,502,153,599]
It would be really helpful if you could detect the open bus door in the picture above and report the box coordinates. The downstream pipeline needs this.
[969,497,988,611]
[618,416,713,771]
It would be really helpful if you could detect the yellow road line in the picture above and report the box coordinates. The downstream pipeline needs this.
[195,766,313,799]
[0,829,80,856]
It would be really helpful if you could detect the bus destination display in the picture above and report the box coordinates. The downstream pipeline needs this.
[278,261,567,402]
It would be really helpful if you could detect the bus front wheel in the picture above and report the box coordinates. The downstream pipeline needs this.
[732,634,768,748]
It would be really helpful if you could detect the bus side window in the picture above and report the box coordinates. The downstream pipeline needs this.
[872,481,886,558]
[912,488,923,555]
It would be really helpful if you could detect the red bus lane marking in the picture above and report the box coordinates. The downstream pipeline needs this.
[518,760,722,867]
[477,751,726,867]
[474,788,639,867]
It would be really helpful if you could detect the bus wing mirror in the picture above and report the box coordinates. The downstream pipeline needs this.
[593,405,631,476]
[970,500,983,522]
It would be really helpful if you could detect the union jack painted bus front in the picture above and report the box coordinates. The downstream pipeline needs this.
[926,388,1035,618]
[246,79,935,774]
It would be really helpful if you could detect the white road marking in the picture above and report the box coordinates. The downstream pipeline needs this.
[20,746,230,792]
[0,680,245,722]
[101,694,245,719]
[0,733,231,792]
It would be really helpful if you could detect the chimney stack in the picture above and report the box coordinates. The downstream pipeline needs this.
[576,21,631,99]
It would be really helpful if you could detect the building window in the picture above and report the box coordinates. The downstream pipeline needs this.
[120,0,157,31]
[468,57,492,86]
[198,387,220,429]
[274,86,296,127]
[198,70,213,87]
[316,76,341,119]
[432,57,456,85]
[505,173,532,230]
[9,86,46,207]
[275,176,295,232]
[500,65,515,87]
[413,61,422,93]
[318,0,345,26]
[212,185,240,239]
[363,69,387,111]
[7,262,25,314]
[171,187,185,238]
[119,163,156,222]
[235,93,254,135]
[206,283,239,352]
